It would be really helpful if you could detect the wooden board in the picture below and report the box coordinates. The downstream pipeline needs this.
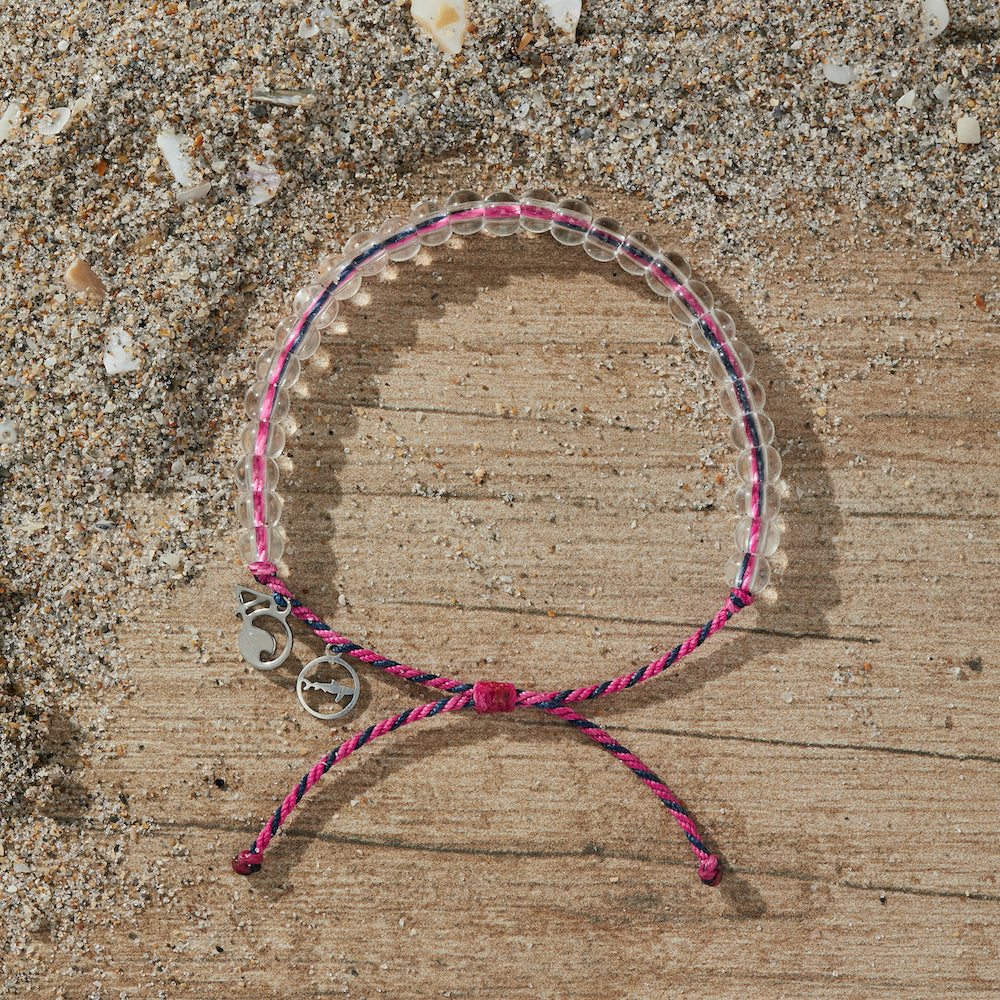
[41,190,1000,998]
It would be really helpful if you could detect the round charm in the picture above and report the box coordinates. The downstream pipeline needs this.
[296,648,361,720]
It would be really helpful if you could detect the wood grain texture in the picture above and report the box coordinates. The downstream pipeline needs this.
[47,190,1000,999]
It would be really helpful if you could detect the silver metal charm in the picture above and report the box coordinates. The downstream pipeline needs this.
[296,647,361,720]
[234,586,294,671]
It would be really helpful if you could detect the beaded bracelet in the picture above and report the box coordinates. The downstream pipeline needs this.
[230,189,782,886]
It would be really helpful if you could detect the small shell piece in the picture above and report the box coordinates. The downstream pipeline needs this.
[410,0,466,57]
[920,0,949,41]
[956,116,981,145]
[64,256,108,300]
[0,100,23,144]
[156,130,195,187]
[37,107,71,136]
[821,62,858,86]
[103,328,140,375]
[538,0,582,38]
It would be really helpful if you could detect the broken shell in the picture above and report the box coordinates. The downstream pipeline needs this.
[37,107,71,136]
[64,257,108,300]
[410,0,466,57]
[538,0,581,38]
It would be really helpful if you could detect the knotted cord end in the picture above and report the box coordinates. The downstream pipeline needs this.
[698,854,722,886]
[248,561,278,578]
[472,680,518,714]
[232,851,264,875]
[725,588,754,616]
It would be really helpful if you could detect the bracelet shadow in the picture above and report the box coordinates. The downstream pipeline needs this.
[247,224,841,916]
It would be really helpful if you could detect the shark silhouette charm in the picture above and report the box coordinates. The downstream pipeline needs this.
[296,647,361,720]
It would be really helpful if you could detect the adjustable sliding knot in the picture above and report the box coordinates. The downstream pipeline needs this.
[232,850,264,875]
[698,854,722,887]
[472,680,518,714]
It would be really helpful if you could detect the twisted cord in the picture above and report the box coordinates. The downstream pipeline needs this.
[248,561,751,705]
[234,692,719,885]
[237,561,747,884]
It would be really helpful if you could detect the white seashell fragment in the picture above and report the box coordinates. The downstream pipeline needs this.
[65,256,107,300]
[103,328,140,375]
[895,89,918,109]
[298,17,320,38]
[0,100,23,144]
[37,107,71,136]
[0,421,17,445]
[410,0,466,57]
[956,116,981,144]
[156,130,195,187]
[920,0,949,41]
[822,62,859,86]
[247,162,282,205]
[538,0,582,38]
[177,181,212,204]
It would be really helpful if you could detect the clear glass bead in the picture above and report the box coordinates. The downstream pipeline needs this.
[343,231,387,276]
[710,308,737,341]
[685,279,715,314]
[445,190,485,235]
[241,420,285,456]
[276,354,301,388]
[237,490,284,527]
[234,454,279,491]
[735,482,781,518]
[668,291,696,328]
[584,216,625,261]
[410,200,452,245]
[645,254,680,297]
[663,250,692,283]
[317,255,362,299]
[725,552,771,594]
[244,381,268,417]
[483,192,521,236]
[309,295,339,331]
[243,380,290,421]
[266,526,285,562]
[273,316,297,349]
[616,232,660,275]
[551,198,592,246]
[720,377,765,419]
[729,412,774,449]
[238,529,260,565]
[255,348,276,379]
[735,516,781,558]
[379,215,421,261]
[293,284,322,316]
[520,188,557,233]
[736,445,781,484]
[709,339,754,380]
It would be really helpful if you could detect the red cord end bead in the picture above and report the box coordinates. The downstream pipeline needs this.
[698,855,722,886]
[232,851,264,875]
